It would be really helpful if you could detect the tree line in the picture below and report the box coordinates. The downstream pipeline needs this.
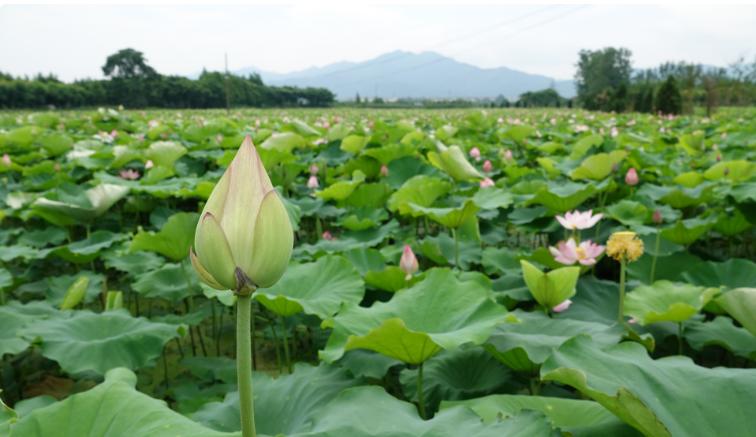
[0,48,335,109]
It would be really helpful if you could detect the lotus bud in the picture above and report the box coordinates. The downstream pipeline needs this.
[145,159,154,169]
[399,244,419,280]
[380,164,389,177]
[503,149,513,161]
[480,177,495,188]
[716,154,722,162]
[652,209,662,224]
[307,175,319,189]
[428,142,482,181]
[1,153,10,167]
[191,136,293,293]
[60,276,89,310]
[469,147,481,161]
[482,160,493,173]
[322,230,333,241]
[625,167,639,186]
[309,164,319,175]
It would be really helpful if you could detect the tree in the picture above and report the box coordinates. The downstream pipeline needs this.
[517,88,565,107]
[575,47,633,111]
[102,48,157,79]
[655,76,682,115]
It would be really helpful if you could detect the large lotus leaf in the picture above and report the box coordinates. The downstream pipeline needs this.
[320,269,507,364]
[541,336,756,437]
[624,281,719,325]
[472,187,514,210]
[0,245,40,262]
[341,247,386,275]
[301,386,554,437]
[387,175,451,216]
[569,134,603,159]
[626,251,703,283]
[570,150,627,180]
[340,135,369,153]
[0,301,61,356]
[703,159,755,182]
[0,267,11,290]
[193,363,361,435]
[714,208,751,236]
[520,260,580,309]
[526,181,596,212]
[637,183,713,209]
[16,226,67,247]
[606,200,649,227]
[132,262,200,302]
[443,395,639,437]
[484,310,623,372]
[716,288,756,336]
[407,199,478,229]
[50,230,127,264]
[364,266,416,292]
[255,255,364,318]
[685,316,756,360]
[427,144,481,182]
[31,183,129,225]
[47,271,105,305]
[659,217,713,245]
[260,132,305,153]
[316,170,366,201]
[399,346,514,413]
[363,143,416,166]
[145,141,187,169]
[9,368,233,437]
[22,309,183,375]
[679,258,756,289]
[103,249,166,275]
[130,212,199,261]
[729,181,756,203]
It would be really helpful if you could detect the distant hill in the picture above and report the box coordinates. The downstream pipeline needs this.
[232,50,575,101]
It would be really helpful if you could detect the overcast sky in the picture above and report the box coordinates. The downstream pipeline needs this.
[1,4,755,82]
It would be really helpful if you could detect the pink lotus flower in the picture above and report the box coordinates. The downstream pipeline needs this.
[482,160,493,173]
[469,147,481,161]
[119,169,140,180]
[399,244,419,280]
[322,231,334,241]
[307,175,319,189]
[145,160,154,169]
[1,153,11,167]
[549,238,605,266]
[110,129,118,138]
[309,164,319,175]
[555,210,603,230]
[552,299,573,313]
[480,177,495,188]
[625,168,639,186]
[380,164,389,177]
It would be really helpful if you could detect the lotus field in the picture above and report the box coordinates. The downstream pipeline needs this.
[1,107,755,437]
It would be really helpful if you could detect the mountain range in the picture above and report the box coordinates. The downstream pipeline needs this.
[231,50,576,101]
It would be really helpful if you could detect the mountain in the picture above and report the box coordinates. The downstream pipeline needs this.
[233,51,575,101]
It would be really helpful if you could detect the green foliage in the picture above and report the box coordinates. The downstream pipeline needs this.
[575,47,633,111]
[655,75,683,115]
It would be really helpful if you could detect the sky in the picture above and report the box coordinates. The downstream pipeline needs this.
[1,3,755,82]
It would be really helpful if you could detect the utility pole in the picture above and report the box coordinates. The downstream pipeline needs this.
[224,52,231,114]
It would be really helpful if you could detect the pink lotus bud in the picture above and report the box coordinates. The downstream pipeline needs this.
[323,121,330,129]
[307,175,319,189]
[380,164,389,177]
[145,160,154,169]
[1,153,10,167]
[482,160,493,173]
[479,177,495,188]
[119,169,140,180]
[716,154,722,162]
[652,210,662,224]
[469,147,481,161]
[309,164,319,175]
[322,230,334,241]
[611,127,619,138]
[552,299,573,313]
[110,130,118,138]
[504,149,513,161]
[399,244,419,280]
[625,168,639,186]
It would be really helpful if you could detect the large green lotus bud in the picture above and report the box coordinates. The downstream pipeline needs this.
[427,142,482,181]
[191,136,293,292]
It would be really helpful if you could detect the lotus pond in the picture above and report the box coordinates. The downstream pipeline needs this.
[0,107,754,437]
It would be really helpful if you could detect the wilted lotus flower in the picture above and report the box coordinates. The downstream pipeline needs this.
[322,230,334,241]
[549,238,605,266]
[399,244,419,280]
[480,177,495,188]
[555,210,603,230]
[469,147,481,161]
[119,169,140,180]
[309,164,319,175]
[625,168,639,186]
[482,160,493,173]
[307,175,319,189]
[1,153,11,167]
[380,164,389,177]
[191,136,293,292]
[145,159,154,169]
[552,299,572,313]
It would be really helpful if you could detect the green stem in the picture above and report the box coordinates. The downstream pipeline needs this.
[618,257,626,324]
[650,229,661,283]
[452,228,459,268]
[417,362,426,419]
[678,322,685,355]
[236,294,257,437]
[281,316,292,374]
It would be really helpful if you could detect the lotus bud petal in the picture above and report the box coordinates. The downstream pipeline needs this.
[192,136,293,292]
[399,244,419,280]
[482,160,493,173]
[380,164,389,177]
[625,168,639,186]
